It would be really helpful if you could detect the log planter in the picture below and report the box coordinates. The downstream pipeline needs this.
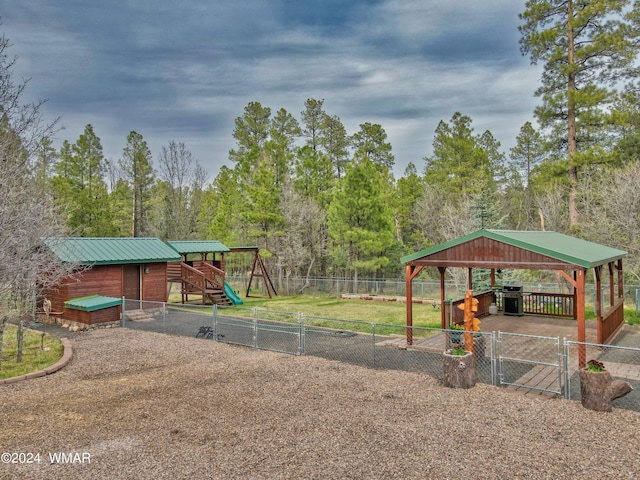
[579,368,633,412]
[443,350,476,389]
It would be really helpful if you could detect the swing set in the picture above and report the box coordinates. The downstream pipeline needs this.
[228,246,277,298]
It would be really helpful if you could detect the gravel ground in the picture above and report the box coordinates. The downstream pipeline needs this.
[1,328,639,479]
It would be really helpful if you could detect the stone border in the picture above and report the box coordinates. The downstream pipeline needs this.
[0,337,72,385]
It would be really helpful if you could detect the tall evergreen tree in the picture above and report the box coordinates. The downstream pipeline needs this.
[510,122,546,227]
[229,101,271,180]
[200,165,241,246]
[327,157,395,285]
[394,163,424,247]
[265,107,300,186]
[350,122,394,173]
[301,98,325,153]
[53,125,114,236]
[423,112,498,202]
[120,131,155,237]
[320,113,349,179]
[519,0,640,228]
[293,145,335,207]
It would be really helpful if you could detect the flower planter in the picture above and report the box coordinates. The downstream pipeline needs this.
[448,333,486,362]
[449,331,463,344]
[579,368,634,412]
[579,368,614,412]
[442,350,475,389]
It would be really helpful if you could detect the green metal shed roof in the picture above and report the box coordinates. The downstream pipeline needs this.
[65,295,122,312]
[400,229,627,269]
[45,237,182,265]
[166,240,230,255]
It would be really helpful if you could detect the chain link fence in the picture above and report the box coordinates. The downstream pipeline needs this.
[565,335,640,411]
[122,299,640,411]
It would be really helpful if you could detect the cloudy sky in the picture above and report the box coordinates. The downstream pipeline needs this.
[1,0,541,180]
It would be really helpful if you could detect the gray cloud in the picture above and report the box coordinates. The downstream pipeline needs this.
[2,0,540,179]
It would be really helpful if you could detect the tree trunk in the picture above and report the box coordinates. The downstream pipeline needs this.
[443,350,475,388]
[0,315,6,366]
[16,317,24,363]
[566,0,580,228]
[578,369,633,412]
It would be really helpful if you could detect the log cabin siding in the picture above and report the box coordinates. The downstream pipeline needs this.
[43,262,169,325]
[141,262,168,302]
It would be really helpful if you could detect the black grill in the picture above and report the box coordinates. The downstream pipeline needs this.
[503,285,524,316]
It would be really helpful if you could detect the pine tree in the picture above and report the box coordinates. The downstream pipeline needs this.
[519,0,640,228]
[327,157,395,286]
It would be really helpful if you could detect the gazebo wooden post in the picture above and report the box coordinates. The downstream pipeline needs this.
[617,259,624,300]
[595,265,603,344]
[595,265,603,321]
[405,264,413,346]
[608,262,615,307]
[405,264,424,346]
[559,268,587,368]
[439,267,447,329]
[467,267,473,290]
[576,268,587,368]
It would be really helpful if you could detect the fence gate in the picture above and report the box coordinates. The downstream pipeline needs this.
[497,332,563,395]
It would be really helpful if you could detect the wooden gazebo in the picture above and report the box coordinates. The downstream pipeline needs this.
[401,230,628,367]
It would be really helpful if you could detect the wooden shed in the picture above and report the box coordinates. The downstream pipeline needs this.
[43,237,181,326]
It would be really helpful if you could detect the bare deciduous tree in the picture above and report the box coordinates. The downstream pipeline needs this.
[0,34,80,363]
[155,140,207,240]
[273,184,328,294]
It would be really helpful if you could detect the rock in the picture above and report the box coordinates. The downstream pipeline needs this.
[610,380,634,401]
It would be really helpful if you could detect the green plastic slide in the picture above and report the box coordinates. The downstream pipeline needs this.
[224,282,243,305]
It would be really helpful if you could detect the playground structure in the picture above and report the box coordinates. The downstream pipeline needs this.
[229,246,277,299]
[167,241,276,306]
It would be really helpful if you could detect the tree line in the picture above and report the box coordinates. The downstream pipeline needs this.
[3,0,640,312]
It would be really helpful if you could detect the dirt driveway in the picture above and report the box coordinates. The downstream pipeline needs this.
[1,328,639,479]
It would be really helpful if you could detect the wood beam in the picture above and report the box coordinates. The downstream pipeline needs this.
[439,267,447,329]
[405,265,422,346]
[576,268,587,368]
[556,269,577,288]
[594,266,603,345]
[617,259,624,300]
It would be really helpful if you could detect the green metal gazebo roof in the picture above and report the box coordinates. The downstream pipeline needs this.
[401,229,627,269]
[166,240,230,255]
[45,237,181,265]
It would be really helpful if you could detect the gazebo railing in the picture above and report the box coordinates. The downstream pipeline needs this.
[599,298,625,344]
[495,291,575,318]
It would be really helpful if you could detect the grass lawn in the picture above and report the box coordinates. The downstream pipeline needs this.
[0,325,64,380]
[239,294,442,328]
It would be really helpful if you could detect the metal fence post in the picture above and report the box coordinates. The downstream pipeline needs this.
[121,296,126,327]
[163,301,166,333]
[253,308,258,349]
[213,304,217,341]
[372,323,376,368]
[495,331,502,386]
[563,338,570,399]
[299,313,305,356]
[490,331,497,386]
